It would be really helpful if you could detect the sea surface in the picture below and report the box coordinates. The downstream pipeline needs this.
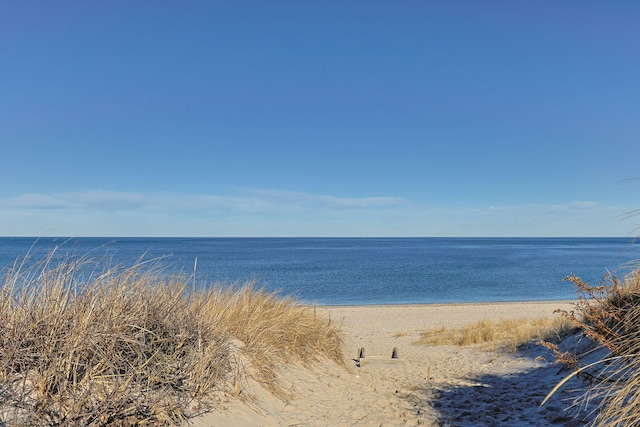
[0,237,638,306]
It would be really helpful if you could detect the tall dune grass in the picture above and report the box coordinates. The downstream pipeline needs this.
[544,268,640,426]
[0,251,344,426]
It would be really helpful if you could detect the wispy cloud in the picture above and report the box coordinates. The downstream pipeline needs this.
[0,190,632,237]
[4,193,69,209]
[0,189,405,214]
[1,191,148,210]
[236,188,405,210]
[485,201,604,214]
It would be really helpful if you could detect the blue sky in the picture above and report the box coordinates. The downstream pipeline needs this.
[1,1,639,237]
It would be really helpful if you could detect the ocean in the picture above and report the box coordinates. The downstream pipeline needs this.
[0,237,637,306]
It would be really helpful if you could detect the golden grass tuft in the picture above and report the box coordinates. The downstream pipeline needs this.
[416,316,575,352]
[0,251,344,426]
[197,284,345,394]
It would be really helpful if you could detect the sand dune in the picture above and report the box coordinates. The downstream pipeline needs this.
[192,301,593,426]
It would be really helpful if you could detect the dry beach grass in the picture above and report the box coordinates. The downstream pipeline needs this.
[0,251,343,425]
[416,316,576,352]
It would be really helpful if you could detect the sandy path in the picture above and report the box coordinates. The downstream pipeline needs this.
[192,301,590,426]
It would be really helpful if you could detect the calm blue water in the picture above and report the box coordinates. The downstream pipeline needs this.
[0,237,637,305]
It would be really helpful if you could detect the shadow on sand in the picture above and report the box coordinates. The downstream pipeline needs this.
[402,343,598,426]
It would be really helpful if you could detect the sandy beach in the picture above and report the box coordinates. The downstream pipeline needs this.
[192,300,590,426]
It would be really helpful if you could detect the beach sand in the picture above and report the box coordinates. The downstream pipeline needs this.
[191,301,591,426]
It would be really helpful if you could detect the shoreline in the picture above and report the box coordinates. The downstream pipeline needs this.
[318,299,576,308]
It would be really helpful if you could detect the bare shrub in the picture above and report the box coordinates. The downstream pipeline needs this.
[544,270,640,426]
